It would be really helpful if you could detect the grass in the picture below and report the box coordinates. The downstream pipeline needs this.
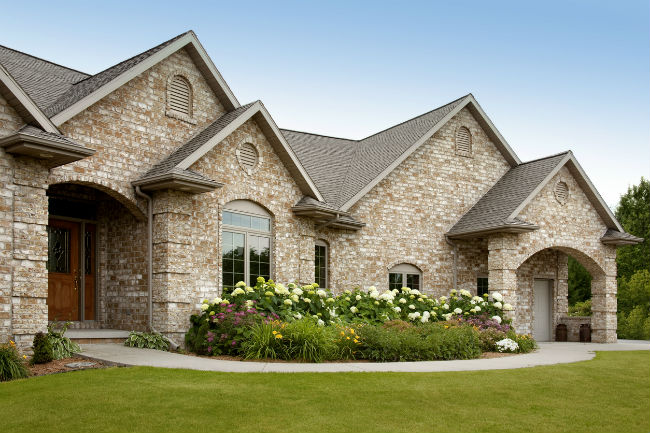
[1,351,648,433]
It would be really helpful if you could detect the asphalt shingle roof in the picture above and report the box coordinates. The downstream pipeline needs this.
[0,45,89,111]
[17,125,84,147]
[447,152,570,235]
[139,102,255,180]
[282,95,467,208]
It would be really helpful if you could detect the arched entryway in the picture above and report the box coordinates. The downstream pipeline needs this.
[515,246,608,342]
[47,182,147,330]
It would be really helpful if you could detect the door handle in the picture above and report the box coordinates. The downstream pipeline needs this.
[73,269,80,291]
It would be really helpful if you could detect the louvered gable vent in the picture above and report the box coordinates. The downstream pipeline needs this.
[555,181,568,204]
[238,143,259,173]
[456,126,472,155]
[168,75,191,115]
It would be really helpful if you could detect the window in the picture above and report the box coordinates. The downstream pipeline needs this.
[222,200,272,290]
[477,277,489,297]
[456,126,472,156]
[167,75,193,120]
[388,263,421,291]
[315,240,328,288]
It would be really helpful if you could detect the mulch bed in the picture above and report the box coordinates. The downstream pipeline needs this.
[28,357,110,377]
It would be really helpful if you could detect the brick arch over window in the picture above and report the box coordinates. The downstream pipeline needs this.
[47,176,145,220]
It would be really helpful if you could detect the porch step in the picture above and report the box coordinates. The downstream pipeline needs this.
[66,329,130,344]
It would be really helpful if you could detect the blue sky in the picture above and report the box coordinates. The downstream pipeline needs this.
[1,0,648,207]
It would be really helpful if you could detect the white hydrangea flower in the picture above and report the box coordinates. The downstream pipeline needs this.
[439,296,447,302]
[350,306,358,313]
[245,300,254,308]
[344,289,351,295]
[442,313,452,321]
[275,285,290,296]
[494,301,503,309]
[291,294,299,303]
[283,299,293,306]
[472,296,483,302]
[442,304,450,310]
[292,287,303,296]
[460,289,471,297]
[356,295,362,301]
[411,289,421,296]
[235,281,246,288]
[492,315,502,324]
[475,306,481,312]
[470,307,477,313]
[399,298,407,304]
[304,298,312,303]
[201,303,209,311]
[368,286,377,292]
[453,308,462,314]
[212,297,222,304]
[496,338,519,353]
[393,306,401,313]
[503,303,513,311]
[408,304,416,310]
[317,319,325,327]
[231,288,245,296]
[402,287,412,293]
[492,292,503,302]
[317,289,327,298]
[294,312,302,319]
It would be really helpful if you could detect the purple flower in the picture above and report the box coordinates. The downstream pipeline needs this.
[207,346,212,353]
[231,340,237,346]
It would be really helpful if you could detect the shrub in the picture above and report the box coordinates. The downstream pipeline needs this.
[495,338,519,353]
[31,332,54,364]
[124,331,170,351]
[47,322,80,359]
[618,306,650,340]
[477,328,507,352]
[357,323,481,362]
[512,333,537,353]
[0,341,29,382]
[330,325,363,360]
[568,299,592,317]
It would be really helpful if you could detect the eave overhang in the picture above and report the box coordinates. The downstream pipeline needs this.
[0,132,95,167]
[291,204,365,231]
[132,171,223,194]
[600,229,644,246]
[445,223,539,240]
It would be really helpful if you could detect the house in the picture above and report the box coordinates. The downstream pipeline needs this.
[0,31,641,350]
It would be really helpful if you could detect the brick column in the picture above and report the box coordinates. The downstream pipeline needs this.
[487,234,519,330]
[590,248,617,343]
[11,157,49,351]
[152,190,193,343]
[0,150,13,343]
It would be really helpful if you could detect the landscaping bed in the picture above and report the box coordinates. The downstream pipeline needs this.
[183,279,537,363]
[29,357,108,377]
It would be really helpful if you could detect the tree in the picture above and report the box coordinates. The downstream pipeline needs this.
[568,256,592,305]
[614,178,649,280]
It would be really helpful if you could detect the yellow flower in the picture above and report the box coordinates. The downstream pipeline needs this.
[353,339,359,344]
[346,337,350,340]
[22,355,27,359]
[340,331,345,336]
[275,334,283,339]
[272,330,277,335]
[10,340,15,346]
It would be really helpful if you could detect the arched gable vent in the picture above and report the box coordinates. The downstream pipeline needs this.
[168,75,192,116]
[456,126,472,155]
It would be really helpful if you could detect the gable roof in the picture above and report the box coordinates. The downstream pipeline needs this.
[138,101,323,201]
[447,151,626,238]
[0,63,61,133]
[283,94,521,210]
[0,44,89,112]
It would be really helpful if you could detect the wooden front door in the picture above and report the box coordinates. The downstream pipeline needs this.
[47,219,96,321]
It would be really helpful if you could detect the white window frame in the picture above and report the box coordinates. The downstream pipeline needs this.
[314,239,328,289]
[222,201,273,289]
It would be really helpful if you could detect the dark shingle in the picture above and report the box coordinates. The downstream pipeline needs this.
[17,125,84,147]
[447,152,569,235]
[0,45,89,111]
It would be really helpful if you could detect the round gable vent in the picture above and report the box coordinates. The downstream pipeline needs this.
[554,181,569,204]
[237,142,259,174]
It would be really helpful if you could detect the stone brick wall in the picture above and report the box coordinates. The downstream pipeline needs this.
[321,107,511,296]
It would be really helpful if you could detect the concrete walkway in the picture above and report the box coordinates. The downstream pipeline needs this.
[78,340,649,373]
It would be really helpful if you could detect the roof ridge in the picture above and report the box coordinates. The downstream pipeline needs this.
[280,128,357,142]
[0,44,90,77]
[518,151,571,166]
[359,93,470,142]
[69,31,191,87]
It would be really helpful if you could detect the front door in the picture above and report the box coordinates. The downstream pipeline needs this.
[47,219,96,321]
[533,279,552,341]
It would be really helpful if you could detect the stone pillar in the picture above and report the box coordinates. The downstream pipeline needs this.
[152,190,193,343]
[11,158,49,351]
[591,274,618,343]
[0,150,13,343]
[553,251,569,340]
[487,234,519,329]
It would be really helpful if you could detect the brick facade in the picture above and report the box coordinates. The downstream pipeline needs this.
[0,39,626,349]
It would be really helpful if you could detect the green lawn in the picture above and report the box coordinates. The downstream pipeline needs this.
[1,351,648,433]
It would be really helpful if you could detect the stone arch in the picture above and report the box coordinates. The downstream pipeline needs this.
[48,175,145,220]
[516,244,606,278]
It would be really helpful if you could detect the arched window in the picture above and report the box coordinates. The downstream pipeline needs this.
[222,200,272,290]
[388,263,422,291]
[314,240,328,288]
[167,75,192,117]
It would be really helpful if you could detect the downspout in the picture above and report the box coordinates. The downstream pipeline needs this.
[445,235,458,291]
[134,186,179,350]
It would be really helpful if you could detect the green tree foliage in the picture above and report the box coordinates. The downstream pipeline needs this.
[614,177,649,280]
[568,256,592,305]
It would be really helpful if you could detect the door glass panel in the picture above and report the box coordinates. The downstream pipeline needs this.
[84,230,93,275]
[315,244,327,288]
[47,227,70,273]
